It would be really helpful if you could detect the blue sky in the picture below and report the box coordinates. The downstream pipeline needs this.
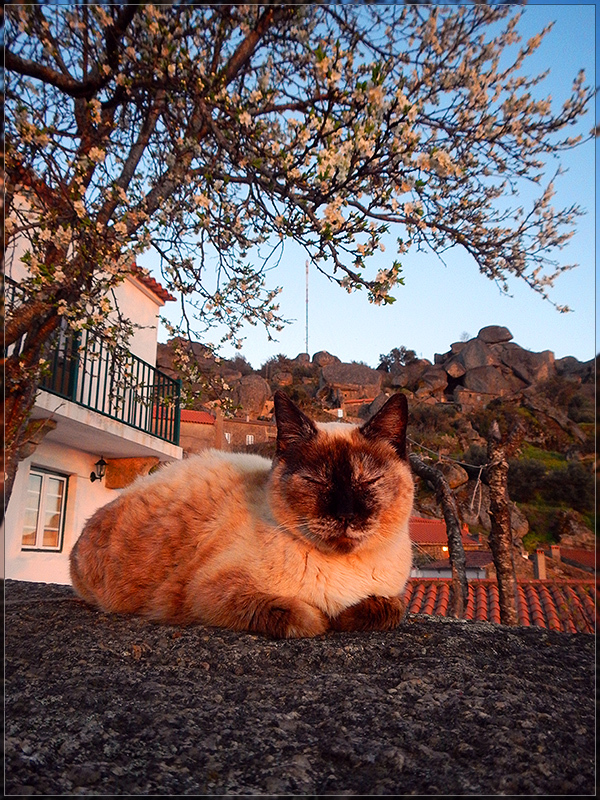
[148,2,596,369]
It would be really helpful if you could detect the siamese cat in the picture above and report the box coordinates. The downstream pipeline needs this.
[70,391,414,638]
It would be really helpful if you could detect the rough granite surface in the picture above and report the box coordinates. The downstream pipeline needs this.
[4,579,596,796]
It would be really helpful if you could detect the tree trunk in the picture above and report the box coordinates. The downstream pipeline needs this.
[484,421,522,626]
[4,395,33,518]
[3,310,61,515]
[409,454,468,617]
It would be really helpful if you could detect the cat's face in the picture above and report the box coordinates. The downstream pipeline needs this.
[269,392,414,555]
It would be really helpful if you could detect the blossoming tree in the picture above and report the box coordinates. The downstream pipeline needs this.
[3,2,592,508]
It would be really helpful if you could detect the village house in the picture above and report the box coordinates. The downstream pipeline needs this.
[409,516,494,579]
[4,255,183,585]
[177,408,278,454]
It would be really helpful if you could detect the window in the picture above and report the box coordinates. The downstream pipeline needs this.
[22,469,68,551]
[224,432,232,444]
[246,434,255,446]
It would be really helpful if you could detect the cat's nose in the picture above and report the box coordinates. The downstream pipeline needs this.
[337,511,356,524]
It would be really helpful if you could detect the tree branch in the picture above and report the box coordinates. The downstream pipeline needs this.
[409,454,468,617]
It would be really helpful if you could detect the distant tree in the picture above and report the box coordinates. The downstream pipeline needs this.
[229,354,255,377]
[378,346,418,372]
[4,2,592,509]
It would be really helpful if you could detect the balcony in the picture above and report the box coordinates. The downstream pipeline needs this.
[5,277,181,447]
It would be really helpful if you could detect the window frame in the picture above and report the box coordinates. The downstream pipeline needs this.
[21,467,69,553]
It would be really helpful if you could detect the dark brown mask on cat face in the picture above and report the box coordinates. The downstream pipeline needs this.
[271,391,412,554]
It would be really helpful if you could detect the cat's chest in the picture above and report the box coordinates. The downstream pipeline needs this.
[290,538,411,615]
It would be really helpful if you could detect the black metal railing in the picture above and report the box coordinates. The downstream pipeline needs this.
[5,276,181,446]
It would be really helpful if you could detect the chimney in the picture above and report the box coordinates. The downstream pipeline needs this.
[550,545,561,562]
[533,549,547,580]
[214,406,224,450]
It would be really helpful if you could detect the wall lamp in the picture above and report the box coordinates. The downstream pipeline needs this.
[90,456,107,483]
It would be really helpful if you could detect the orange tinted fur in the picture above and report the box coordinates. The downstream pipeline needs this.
[71,394,414,638]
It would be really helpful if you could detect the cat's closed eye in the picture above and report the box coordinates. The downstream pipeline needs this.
[361,475,383,487]
[300,474,327,487]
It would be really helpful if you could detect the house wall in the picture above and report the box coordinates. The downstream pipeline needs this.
[411,567,487,580]
[112,275,163,365]
[222,419,277,449]
[179,422,218,454]
[4,440,119,585]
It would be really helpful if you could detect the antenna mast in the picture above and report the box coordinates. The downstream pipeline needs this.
[305,259,309,355]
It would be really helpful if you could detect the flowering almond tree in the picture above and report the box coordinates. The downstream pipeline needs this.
[3,2,592,509]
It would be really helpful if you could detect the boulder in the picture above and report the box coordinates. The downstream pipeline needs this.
[555,356,594,383]
[221,369,243,384]
[415,367,448,398]
[438,461,469,489]
[366,392,392,417]
[320,362,382,397]
[232,374,272,417]
[462,366,519,396]
[294,353,311,364]
[493,343,555,385]
[388,359,432,390]
[449,341,467,354]
[552,510,595,549]
[455,338,498,371]
[477,325,513,344]
[271,370,293,387]
[444,359,467,379]
[312,351,340,367]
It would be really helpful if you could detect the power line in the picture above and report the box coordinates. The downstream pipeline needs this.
[407,435,490,471]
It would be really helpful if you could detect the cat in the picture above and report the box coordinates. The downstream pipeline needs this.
[70,390,414,638]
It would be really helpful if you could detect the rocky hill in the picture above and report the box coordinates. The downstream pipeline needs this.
[157,327,595,558]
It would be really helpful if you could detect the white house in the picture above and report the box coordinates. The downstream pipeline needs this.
[4,252,183,585]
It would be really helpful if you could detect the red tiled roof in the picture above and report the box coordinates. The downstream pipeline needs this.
[130,264,175,303]
[554,548,597,573]
[403,579,596,635]
[409,516,473,545]
[180,409,216,425]
[343,397,376,405]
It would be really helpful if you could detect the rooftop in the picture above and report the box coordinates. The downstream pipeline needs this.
[180,409,217,425]
[404,578,596,634]
[409,515,475,545]
[130,264,175,303]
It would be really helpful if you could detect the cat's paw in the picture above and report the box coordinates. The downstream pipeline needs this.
[254,598,329,639]
[329,595,406,633]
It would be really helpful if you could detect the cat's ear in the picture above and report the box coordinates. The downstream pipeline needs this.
[360,392,409,460]
[273,390,318,454]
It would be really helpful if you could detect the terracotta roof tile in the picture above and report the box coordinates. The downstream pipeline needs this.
[180,409,216,425]
[130,264,176,303]
[409,516,474,545]
[553,547,597,573]
[403,579,596,635]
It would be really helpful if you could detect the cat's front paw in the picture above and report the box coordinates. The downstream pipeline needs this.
[253,598,329,639]
[329,595,406,633]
